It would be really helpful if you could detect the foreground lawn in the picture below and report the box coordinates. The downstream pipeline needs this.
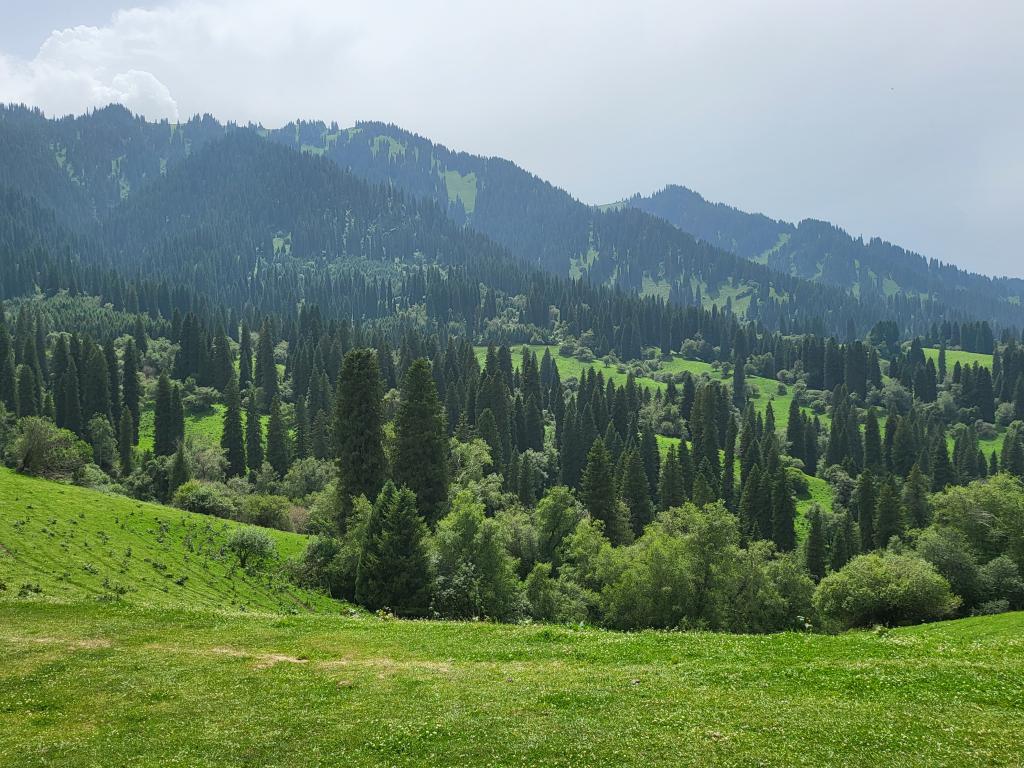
[1,601,1021,767]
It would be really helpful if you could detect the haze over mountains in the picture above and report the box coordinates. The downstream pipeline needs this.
[2,102,1023,336]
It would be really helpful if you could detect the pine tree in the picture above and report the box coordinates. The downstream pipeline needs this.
[255,321,278,410]
[221,376,246,477]
[59,358,83,436]
[334,349,387,527]
[104,340,121,429]
[929,437,955,491]
[169,442,189,495]
[805,504,826,581]
[238,323,253,388]
[770,467,796,552]
[355,483,431,616]
[855,470,878,551]
[265,396,289,477]
[829,511,857,571]
[16,365,38,417]
[118,409,134,476]
[121,339,140,444]
[738,463,763,540]
[393,359,449,525]
[640,424,660,501]
[902,464,930,528]
[620,449,653,536]
[863,409,882,473]
[245,388,263,472]
[154,373,177,456]
[581,439,630,545]
[0,319,16,412]
[658,444,685,510]
[874,476,903,548]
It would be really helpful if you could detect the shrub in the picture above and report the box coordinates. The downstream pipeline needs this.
[172,480,238,519]
[8,417,91,478]
[280,457,334,501]
[240,494,293,531]
[227,527,277,569]
[812,553,960,629]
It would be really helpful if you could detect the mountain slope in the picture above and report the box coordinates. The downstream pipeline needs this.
[0,467,337,613]
[626,185,1024,327]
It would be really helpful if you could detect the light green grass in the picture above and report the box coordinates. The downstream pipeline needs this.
[0,468,337,613]
[137,403,227,454]
[923,347,993,371]
[442,169,477,214]
[0,602,1020,766]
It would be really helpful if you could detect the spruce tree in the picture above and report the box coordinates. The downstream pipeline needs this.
[855,470,878,551]
[902,464,930,528]
[334,349,387,526]
[620,448,653,536]
[770,467,796,552]
[393,358,449,525]
[930,437,955,491]
[581,439,630,545]
[265,396,289,477]
[0,319,16,412]
[238,323,253,388]
[16,365,38,417]
[658,444,685,510]
[122,339,140,444]
[805,504,826,581]
[355,483,431,616]
[221,376,246,477]
[119,409,134,476]
[245,388,263,472]
[169,442,189,495]
[830,511,857,571]
[874,476,903,548]
[738,463,763,540]
[863,409,882,472]
[154,372,176,456]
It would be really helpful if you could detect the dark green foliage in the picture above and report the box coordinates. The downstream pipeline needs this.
[620,449,653,536]
[355,483,431,616]
[393,359,449,525]
[581,439,630,545]
[874,476,904,548]
[805,504,826,581]
[220,376,246,478]
[153,373,177,456]
[855,470,878,551]
[118,409,134,476]
[265,397,290,478]
[333,349,387,526]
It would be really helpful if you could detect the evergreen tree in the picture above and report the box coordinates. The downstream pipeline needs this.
[640,424,660,501]
[58,358,82,436]
[238,323,253,388]
[770,467,796,552]
[902,464,930,529]
[221,376,246,477]
[658,444,685,510]
[855,470,878,551]
[805,504,826,581]
[394,358,450,525]
[929,437,955,491]
[245,388,263,472]
[620,448,653,536]
[265,396,290,477]
[121,339,141,444]
[581,439,630,545]
[863,409,882,472]
[355,483,431,616]
[830,511,857,571]
[738,463,763,541]
[255,321,279,409]
[0,319,16,412]
[334,349,387,526]
[154,372,176,456]
[874,476,903,548]
[118,409,134,476]
[169,442,189,495]
[16,364,39,417]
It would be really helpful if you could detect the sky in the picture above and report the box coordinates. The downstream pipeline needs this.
[1,1,1022,278]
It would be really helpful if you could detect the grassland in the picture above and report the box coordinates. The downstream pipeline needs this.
[923,347,993,370]
[0,468,335,613]
[0,601,1021,767]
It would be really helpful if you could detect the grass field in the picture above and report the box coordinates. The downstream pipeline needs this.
[0,601,1021,767]
[923,347,993,371]
[0,468,335,613]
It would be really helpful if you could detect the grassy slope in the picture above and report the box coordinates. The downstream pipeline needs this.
[923,347,993,370]
[1,601,1021,767]
[0,468,336,613]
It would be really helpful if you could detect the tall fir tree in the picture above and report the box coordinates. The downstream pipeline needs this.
[154,372,176,456]
[805,504,826,581]
[221,376,246,477]
[581,438,630,545]
[393,358,450,525]
[265,396,290,477]
[333,348,387,527]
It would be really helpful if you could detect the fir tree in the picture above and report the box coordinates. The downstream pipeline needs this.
[393,358,449,525]
[221,376,246,477]
[620,448,653,536]
[118,409,134,476]
[855,470,878,551]
[863,409,882,472]
[334,349,387,526]
[121,339,141,444]
[770,467,797,552]
[581,439,630,545]
[154,372,176,456]
[874,476,903,548]
[658,444,685,510]
[355,483,431,616]
[169,442,189,495]
[245,388,264,472]
[805,504,826,581]
[265,396,290,477]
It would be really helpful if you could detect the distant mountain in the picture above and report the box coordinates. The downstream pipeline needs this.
[1,104,1019,336]
[624,185,1024,326]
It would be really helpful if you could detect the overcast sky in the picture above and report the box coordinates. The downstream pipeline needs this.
[1,1,1021,277]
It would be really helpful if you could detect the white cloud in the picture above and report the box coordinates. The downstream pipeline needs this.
[0,0,1022,277]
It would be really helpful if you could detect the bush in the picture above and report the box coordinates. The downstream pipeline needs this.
[240,494,293,531]
[227,527,277,569]
[280,457,334,501]
[812,553,960,629]
[172,480,238,519]
[8,417,91,478]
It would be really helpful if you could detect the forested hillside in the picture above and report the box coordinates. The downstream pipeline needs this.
[2,103,1024,637]
[627,185,1024,329]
